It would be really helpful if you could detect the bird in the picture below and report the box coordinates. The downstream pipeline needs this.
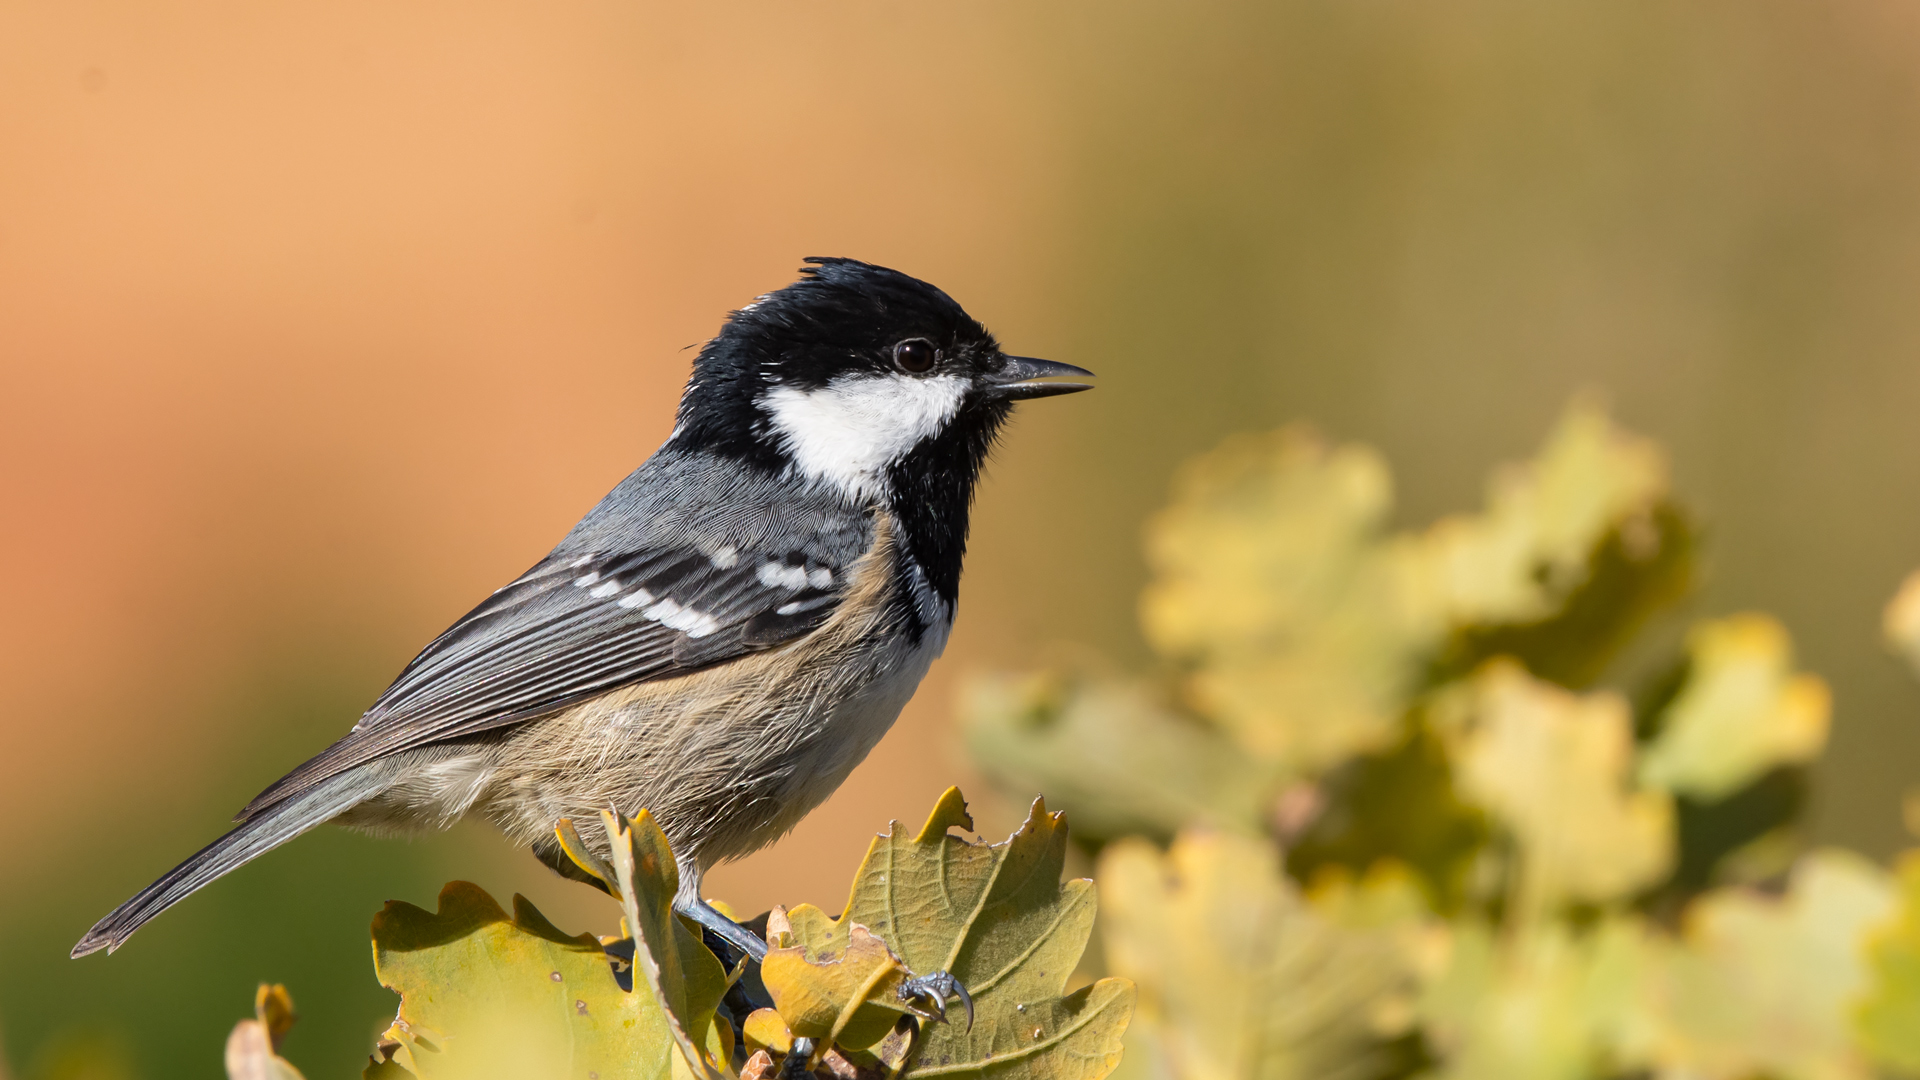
[71,257,1093,989]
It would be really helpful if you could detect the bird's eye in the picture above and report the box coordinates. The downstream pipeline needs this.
[893,338,938,374]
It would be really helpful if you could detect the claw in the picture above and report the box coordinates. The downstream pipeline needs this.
[899,970,974,1033]
[779,1037,816,1080]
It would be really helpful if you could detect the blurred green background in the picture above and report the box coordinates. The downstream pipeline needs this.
[8,0,1920,1075]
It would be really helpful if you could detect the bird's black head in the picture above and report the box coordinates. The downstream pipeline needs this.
[671,257,1091,607]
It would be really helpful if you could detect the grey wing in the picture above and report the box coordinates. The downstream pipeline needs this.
[236,544,849,820]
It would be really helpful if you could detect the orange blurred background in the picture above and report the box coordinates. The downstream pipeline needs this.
[11,0,1920,1075]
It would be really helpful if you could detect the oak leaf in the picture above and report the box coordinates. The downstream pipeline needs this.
[779,788,1134,1080]
[1639,613,1830,801]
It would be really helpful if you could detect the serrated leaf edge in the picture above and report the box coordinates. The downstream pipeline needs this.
[906,980,1136,1078]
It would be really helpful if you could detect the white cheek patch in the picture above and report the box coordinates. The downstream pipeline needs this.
[758,373,970,502]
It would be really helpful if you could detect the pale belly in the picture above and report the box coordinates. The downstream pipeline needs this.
[339,617,948,877]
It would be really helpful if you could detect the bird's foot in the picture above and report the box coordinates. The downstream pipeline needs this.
[777,1037,817,1080]
[677,894,972,1035]
[899,970,974,1032]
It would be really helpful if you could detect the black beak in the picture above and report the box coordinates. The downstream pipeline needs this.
[987,356,1096,400]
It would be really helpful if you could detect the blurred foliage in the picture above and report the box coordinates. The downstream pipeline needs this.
[1434,661,1673,909]
[1100,831,1424,1080]
[218,793,1130,1080]
[1886,572,1920,679]
[1638,615,1831,801]
[24,1029,137,1080]
[222,986,303,1080]
[1858,851,1920,1072]
[960,676,1270,843]
[1653,851,1893,1080]
[965,402,1920,1080]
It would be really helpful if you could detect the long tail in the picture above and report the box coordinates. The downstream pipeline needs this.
[71,767,395,957]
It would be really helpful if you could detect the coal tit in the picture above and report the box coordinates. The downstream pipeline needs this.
[73,258,1092,975]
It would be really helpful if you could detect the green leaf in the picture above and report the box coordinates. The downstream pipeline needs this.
[1638,613,1830,801]
[1651,767,1809,908]
[362,1047,417,1080]
[782,788,1135,1080]
[1417,400,1670,628]
[600,809,734,1080]
[1101,831,1425,1080]
[1127,404,1677,777]
[1428,502,1695,690]
[960,671,1274,843]
[556,816,622,896]
[371,881,675,1080]
[1285,725,1488,915]
[1417,916,1657,1080]
[1654,850,1894,1080]
[1434,661,1673,907]
[1139,428,1438,773]
[1857,851,1920,1074]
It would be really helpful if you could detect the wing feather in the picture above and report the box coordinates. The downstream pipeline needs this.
[236,542,853,820]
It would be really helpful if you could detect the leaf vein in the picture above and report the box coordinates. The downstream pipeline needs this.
[909,988,1128,1076]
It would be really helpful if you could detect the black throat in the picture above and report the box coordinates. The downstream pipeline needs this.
[882,394,1011,627]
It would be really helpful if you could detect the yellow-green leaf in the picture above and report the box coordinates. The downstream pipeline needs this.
[601,809,733,1080]
[1436,660,1673,906]
[371,881,672,1080]
[1429,501,1696,690]
[1141,428,1401,656]
[1653,849,1894,1080]
[761,922,923,1049]
[783,788,1134,1080]
[1138,428,1438,772]
[1855,850,1920,1073]
[1420,400,1667,625]
[1100,831,1424,1080]
[362,1047,416,1080]
[960,671,1273,842]
[556,816,622,897]
[1639,614,1830,800]
[1417,916,1656,1080]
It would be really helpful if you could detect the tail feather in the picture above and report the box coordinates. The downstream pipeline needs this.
[72,768,394,958]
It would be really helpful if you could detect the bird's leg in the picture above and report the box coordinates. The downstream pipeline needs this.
[677,895,769,961]
[668,856,970,1033]
[778,1038,817,1079]
[673,854,770,962]
[898,970,974,1032]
